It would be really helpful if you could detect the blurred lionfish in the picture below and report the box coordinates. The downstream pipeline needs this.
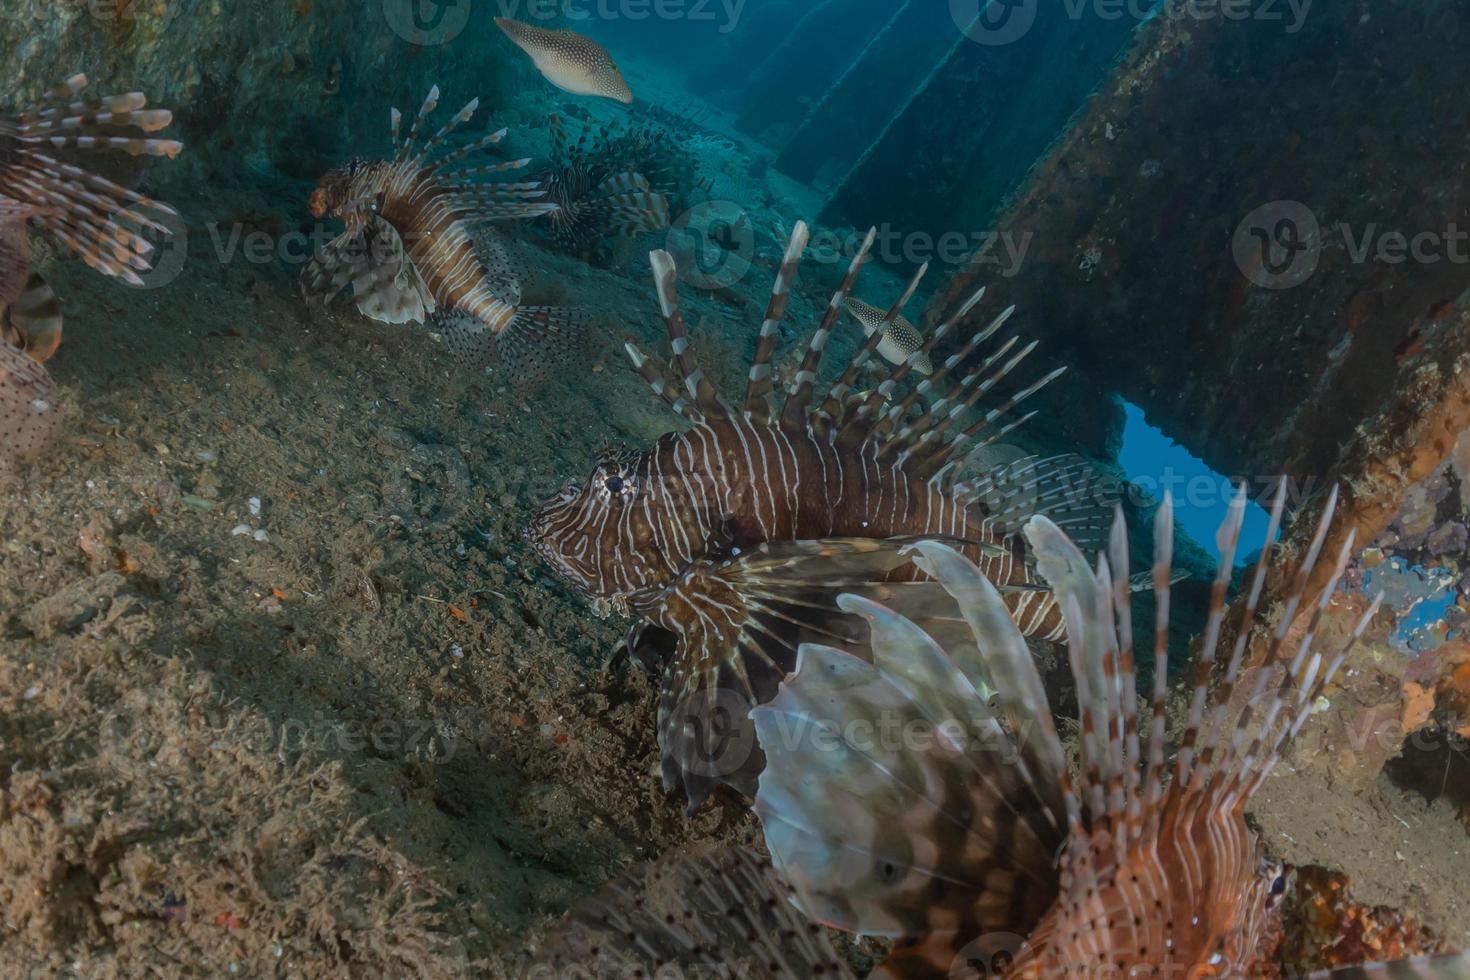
[527,221,1114,812]
[533,113,675,256]
[0,74,181,362]
[545,491,1470,979]
[302,86,583,370]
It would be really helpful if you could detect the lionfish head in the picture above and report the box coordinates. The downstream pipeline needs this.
[308,157,375,219]
[526,445,673,607]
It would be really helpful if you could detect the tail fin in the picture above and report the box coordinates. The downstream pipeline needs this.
[496,306,590,390]
[537,846,855,980]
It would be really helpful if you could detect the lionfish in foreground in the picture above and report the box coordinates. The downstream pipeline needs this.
[0,74,180,362]
[302,86,584,372]
[846,296,933,376]
[532,113,673,255]
[527,221,1114,812]
[544,489,1470,979]
[0,74,180,468]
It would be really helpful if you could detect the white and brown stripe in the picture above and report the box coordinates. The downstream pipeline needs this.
[306,86,557,335]
[529,222,1081,808]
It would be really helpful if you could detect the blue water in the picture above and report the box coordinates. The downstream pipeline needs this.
[1118,403,1270,560]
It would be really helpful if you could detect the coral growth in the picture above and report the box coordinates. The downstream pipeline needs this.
[1278,866,1442,974]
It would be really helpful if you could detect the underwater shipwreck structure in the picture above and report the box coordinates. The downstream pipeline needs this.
[0,0,1468,976]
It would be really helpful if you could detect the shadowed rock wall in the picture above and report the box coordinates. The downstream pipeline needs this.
[931,1,1470,485]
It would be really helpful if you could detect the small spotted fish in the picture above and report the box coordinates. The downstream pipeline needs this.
[845,296,933,376]
[495,17,635,105]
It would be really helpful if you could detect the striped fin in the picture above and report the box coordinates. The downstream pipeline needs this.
[656,536,980,811]
[0,74,180,300]
[752,540,1068,963]
[1305,954,1470,979]
[537,846,854,979]
[742,222,809,424]
[300,216,435,325]
[495,305,590,390]
[957,454,1117,558]
[624,340,705,424]
[780,227,876,432]
[645,249,729,421]
[392,85,440,163]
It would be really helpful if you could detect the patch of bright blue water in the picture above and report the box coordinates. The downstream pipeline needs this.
[1119,402,1270,561]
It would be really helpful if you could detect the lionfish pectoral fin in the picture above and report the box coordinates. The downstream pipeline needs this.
[5,273,63,363]
[657,537,941,812]
[300,218,432,325]
[959,453,1117,557]
[351,216,433,325]
[537,846,855,979]
[749,572,1066,947]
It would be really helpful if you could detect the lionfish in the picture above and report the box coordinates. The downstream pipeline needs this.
[302,86,583,370]
[0,73,180,362]
[533,113,672,255]
[495,17,635,105]
[542,489,1470,979]
[846,296,933,376]
[527,221,1114,812]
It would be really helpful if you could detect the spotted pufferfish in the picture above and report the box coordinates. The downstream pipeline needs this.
[496,17,635,105]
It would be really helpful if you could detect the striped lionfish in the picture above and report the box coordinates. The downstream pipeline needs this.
[302,86,584,372]
[542,489,1470,979]
[533,113,673,255]
[527,221,1113,812]
[0,74,180,363]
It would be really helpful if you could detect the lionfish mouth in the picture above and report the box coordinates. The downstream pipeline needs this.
[307,187,329,219]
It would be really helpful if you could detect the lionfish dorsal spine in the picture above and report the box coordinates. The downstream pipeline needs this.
[832,260,929,449]
[393,85,440,164]
[624,340,705,424]
[741,220,809,424]
[409,97,478,168]
[429,127,509,174]
[647,249,728,419]
[779,225,876,432]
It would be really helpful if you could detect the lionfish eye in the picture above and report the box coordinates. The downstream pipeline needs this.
[1270,874,1287,896]
[605,476,625,494]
